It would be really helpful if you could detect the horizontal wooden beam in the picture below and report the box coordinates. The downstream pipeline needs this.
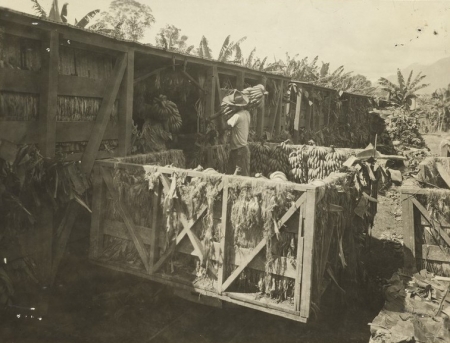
[0,69,40,93]
[92,260,308,323]
[2,21,42,39]
[64,150,115,162]
[421,244,450,263]
[103,219,296,278]
[58,75,109,98]
[0,121,118,144]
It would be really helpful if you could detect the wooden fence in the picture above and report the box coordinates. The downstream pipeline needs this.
[402,157,450,276]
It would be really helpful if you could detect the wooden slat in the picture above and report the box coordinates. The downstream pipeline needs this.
[300,189,316,318]
[134,66,168,84]
[422,244,450,263]
[0,68,40,93]
[236,72,245,91]
[102,219,297,278]
[100,167,150,272]
[58,75,107,97]
[0,121,118,144]
[92,260,307,323]
[118,50,134,156]
[218,179,229,293]
[51,201,80,283]
[205,67,216,119]
[294,212,305,311]
[89,166,105,259]
[181,70,206,93]
[80,53,127,174]
[39,30,59,158]
[436,162,450,188]
[61,30,128,53]
[221,193,307,292]
[402,193,417,275]
[64,150,115,162]
[256,77,267,136]
[411,197,450,248]
[149,183,162,273]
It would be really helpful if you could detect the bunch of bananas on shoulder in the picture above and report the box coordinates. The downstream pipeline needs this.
[150,95,182,133]
[219,84,268,118]
[242,84,268,109]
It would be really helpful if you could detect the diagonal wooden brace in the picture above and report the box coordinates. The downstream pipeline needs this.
[100,167,150,272]
[221,193,307,293]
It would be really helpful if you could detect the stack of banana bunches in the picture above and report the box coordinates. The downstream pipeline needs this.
[250,141,349,184]
[219,84,268,117]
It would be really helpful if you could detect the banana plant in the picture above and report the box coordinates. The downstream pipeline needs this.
[30,0,99,28]
[217,35,247,62]
[378,69,429,108]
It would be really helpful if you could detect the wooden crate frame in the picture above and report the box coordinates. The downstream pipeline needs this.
[89,157,354,323]
[402,157,450,275]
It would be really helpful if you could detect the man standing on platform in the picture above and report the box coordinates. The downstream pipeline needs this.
[222,90,251,176]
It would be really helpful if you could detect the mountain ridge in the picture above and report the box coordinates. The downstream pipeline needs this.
[384,56,450,94]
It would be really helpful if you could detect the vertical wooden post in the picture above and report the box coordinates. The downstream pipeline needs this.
[36,29,58,315]
[402,192,417,275]
[294,203,305,311]
[205,67,216,119]
[293,87,303,144]
[149,182,162,273]
[300,188,317,318]
[327,91,332,126]
[217,178,229,294]
[319,91,325,129]
[274,80,284,135]
[39,30,58,158]
[89,166,105,259]
[256,77,266,137]
[237,72,245,91]
[118,50,134,157]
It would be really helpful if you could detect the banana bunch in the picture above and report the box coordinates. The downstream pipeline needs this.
[288,147,308,183]
[324,146,346,174]
[306,146,330,181]
[150,95,182,133]
[242,84,268,109]
[249,142,271,175]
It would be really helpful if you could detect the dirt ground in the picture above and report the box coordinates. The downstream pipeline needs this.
[0,133,445,343]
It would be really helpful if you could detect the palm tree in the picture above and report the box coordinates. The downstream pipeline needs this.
[31,0,99,28]
[378,70,429,109]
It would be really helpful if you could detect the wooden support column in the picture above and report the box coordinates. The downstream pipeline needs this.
[36,30,58,315]
[256,77,267,137]
[294,207,305,311]
[205,66,216,119]
[300,189,317,318]
[274,80,284,135]
[293,88,303,143]
[237,72,245,90]
[89,166,105,259]
[39,29,59,158]
[118,50,134,157]
[402,192,417,275]
[149,182,162,273]
[81,53,127,174]
[217,179,229,294]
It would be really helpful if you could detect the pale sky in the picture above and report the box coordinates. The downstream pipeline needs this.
[1,0,450,81]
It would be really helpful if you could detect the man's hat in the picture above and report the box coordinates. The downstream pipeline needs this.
[222,90,249,107]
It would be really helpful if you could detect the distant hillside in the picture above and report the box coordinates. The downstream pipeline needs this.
[384,57,450,94]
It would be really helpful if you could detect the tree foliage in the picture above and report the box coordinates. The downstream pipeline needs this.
[92,0,155,41]
[30,0,99,28]
[378,69,429,107]
[155,25,194,54]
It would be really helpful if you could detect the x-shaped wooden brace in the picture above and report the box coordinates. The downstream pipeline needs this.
[220,192,307,293]
[100,167,151,272]
[151,173,223,276]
